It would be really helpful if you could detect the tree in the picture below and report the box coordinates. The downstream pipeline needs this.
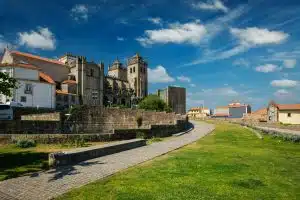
[138,95,172,112]
[0,71,18,97]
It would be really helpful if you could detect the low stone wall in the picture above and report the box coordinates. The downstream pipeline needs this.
[49,139,146,167]
[0,106,188,135]
[21,112,60,121]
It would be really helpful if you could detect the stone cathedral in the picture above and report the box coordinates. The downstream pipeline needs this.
[104,53,148,107]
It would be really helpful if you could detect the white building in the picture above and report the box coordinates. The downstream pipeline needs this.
[0,63,56,109]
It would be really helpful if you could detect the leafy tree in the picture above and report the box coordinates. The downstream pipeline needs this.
[138,95,172,112]
[0,72,18,97]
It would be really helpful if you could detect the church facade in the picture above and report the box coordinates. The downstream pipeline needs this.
[0,48,148,109]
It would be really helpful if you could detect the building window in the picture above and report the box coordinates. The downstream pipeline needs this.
[64,95,68,102]
[57,95,62,101]
[20,96,26,102]
[71,95,75,103]
[287,113,291,117]
[140,67,143,73]
[24,83,33,94]
[133,67,135,73]
[90,69,94,77]
[130,68,132,73]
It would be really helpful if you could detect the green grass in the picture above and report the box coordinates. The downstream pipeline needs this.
[57,122,300,200]
[0,142,106,181]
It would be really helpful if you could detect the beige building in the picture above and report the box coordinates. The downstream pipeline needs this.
[187,107,210,119]
[268,101,300,124]
[58,54,104,107]
[157,86,186,114]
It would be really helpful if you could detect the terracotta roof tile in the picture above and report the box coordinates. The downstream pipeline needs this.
[0,63,41,70]
[277,104,300,110]
[39,72,55,84]
[56,90,77,95]
[252,108,267,115]
[10,51,67,67]
[216,106,228,109]
[62,80,77,84]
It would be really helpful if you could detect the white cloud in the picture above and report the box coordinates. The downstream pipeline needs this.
[148,65,175,83]
[190,83,196,87]
[71,4,89,21]
[18,27,56,50]
[230,27,289,46]
[177,76,191,83]
[255,64,279,73]
[191,0,229,13]
[283,59,296,68]
[136,21,207,46]
[147,17,162,25]
[233,58,250,68]
[117,37,125,41]
[201,87,239,96]
[271,79,298,87]
[274,89,290,97]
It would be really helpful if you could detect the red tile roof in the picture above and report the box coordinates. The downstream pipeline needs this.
[216,106,228,109]
[10,51,67,67]
[62,80,76,84]
[0,63,41,70]
[252,108,267,115]
[56,90,77,95]
[39,72,55,84]
[277,104,300,110]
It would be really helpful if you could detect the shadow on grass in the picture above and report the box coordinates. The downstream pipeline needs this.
[233,178,265,189]
[0,151,49,181]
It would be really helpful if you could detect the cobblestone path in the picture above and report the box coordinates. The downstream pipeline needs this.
[0,121,215,200]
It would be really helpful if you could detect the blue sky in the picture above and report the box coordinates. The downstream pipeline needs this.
[1,0,300,110]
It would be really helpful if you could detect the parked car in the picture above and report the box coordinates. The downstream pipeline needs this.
[0,104,13,120]
[6,101,23,107]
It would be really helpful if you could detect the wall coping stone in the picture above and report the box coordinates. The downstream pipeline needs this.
[49,138,146,167]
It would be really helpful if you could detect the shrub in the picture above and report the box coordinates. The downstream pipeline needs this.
[16,139,36,148]
[136,115,143,127]
[147,137,163,144]
[136,131,146,139]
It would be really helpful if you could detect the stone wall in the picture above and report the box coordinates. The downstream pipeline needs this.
[0,106,188,135]
[67,107,186,133]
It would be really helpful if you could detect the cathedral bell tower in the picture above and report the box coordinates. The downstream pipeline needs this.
[127,53,148,98]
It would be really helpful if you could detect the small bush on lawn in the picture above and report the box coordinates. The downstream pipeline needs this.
[147,137,163,144]
[16,139,36,148]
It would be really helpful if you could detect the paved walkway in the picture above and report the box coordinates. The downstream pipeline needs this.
[255,125,300,136]
[0,121,215,200]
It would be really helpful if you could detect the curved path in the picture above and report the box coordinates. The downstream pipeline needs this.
[0,121,215,200]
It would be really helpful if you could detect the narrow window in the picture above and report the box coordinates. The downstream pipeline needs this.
[287,113,291,117]
[133,67,135,73]
[20,96,26,102]
[130,68,132,73]
[64,95,68,102]
[90,69,94,77]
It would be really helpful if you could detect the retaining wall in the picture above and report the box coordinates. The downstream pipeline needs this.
[49,139,146,167]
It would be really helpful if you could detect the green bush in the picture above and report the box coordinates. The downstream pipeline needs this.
[136,131,146,139]
[138,95,172,112]
[16,139,36,148]
[136,115,143,127]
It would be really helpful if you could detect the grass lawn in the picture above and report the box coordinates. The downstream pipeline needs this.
[0,142,106,181]
[57,122,300,200]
